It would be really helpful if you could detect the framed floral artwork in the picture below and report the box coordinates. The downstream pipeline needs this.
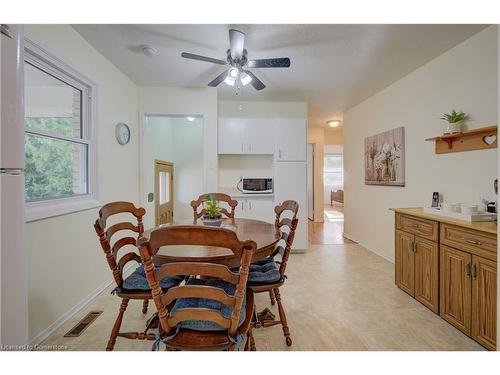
[364,127,405,186]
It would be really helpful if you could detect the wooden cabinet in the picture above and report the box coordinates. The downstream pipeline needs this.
[395,230,415,296]
[395,228,438,313]
[440,245,472,335]
[393,210,497,350]
[414,238,439,313]
[471,255,497,351]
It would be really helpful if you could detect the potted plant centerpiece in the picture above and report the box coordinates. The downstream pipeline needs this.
[440,110,470,134]
[202,195,223,227]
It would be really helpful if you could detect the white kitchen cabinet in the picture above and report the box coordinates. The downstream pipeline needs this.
[218,118,245,154]
[235,196,274,223]
[274,118,307,161]
[218,118,274,155]
[273,161,308,250]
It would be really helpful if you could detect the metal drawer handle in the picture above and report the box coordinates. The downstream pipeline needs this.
[464,238,482,246]
[465,263,471,277]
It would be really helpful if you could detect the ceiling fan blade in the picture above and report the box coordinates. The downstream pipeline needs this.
[229,29,245,61]
[208,70,229,87]
[244,71,266,91]
[181,52,227,65]
[247,58,291,68]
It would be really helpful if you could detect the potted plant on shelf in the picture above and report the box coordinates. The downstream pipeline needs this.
[440,110,470,134]
[202,195,223,227]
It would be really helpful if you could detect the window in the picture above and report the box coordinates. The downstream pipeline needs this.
[324,153,344,188]
[24,40,98,221]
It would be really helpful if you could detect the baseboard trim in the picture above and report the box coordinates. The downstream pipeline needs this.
[29,264,135,348]
[343,232,395,264]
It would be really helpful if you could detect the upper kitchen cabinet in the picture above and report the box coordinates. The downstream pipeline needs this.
[218,118,274,155]
[274,118,307,161]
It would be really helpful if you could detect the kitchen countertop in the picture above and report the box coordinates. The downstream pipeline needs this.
[218,187,275,198]
[390,207,497,235]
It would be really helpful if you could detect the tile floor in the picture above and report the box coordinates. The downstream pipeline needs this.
[308,204,355,245]
[38,242,484,351]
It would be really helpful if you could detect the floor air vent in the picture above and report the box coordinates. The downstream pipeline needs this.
[64,311,103,337]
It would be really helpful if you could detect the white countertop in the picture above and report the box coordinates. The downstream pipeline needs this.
[218,187,274,198]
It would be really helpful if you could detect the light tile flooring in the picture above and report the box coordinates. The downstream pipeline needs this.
[39,242,484,351]
[308,205,355,245]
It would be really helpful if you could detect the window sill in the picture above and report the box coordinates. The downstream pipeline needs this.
[26,195,101,223]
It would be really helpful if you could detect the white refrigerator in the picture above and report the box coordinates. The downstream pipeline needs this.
[0,24,29,348]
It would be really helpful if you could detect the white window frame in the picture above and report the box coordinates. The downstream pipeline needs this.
[24,38,99,222]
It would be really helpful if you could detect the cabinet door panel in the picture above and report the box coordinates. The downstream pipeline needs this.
[274,118,307,161]
[471,255,497,350]
[440,245,471,335]
[244,119,274,154]
[246,198,274,223]
[395,230,415,296]
[218,118,245,154]
[414,237,439,313]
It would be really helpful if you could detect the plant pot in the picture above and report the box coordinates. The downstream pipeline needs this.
[443,122,463,135]
[202,213,223,227]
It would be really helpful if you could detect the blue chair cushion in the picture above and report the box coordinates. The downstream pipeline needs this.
[121,265,182,291]
[251,256,275,266]
[169,278,246,332]
[248,260,282,285]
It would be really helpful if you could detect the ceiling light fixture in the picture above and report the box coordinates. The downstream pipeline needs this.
[240,72,252,86]
[186,117,195,122]
[141,45,158,57]
[228,67,240,80]
[327,120,341,128]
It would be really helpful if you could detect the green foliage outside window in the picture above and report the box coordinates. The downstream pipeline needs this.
[25,117,81,201]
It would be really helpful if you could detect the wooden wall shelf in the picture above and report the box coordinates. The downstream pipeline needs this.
[425,125,497,154]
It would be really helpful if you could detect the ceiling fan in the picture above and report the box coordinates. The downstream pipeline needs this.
[181,29,291,91]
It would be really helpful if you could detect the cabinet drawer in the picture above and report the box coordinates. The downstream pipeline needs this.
[396,214,438,241]
[441,224,497,261]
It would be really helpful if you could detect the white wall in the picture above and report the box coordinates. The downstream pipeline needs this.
[218,155,274,189]
[139,87,218,194]
[344,26,498,261]
[308,128,325,222]
[24,25,140,342]
[218,100,307,118]
[142,116,203,228]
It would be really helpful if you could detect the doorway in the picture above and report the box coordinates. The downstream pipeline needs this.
[140,115,204,228]
[154,160,173,225]
[307,143,314,221]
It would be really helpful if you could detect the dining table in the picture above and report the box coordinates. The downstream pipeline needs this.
[138,218,280,268]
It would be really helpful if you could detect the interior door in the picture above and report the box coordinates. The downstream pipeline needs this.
[414,237,439,313]
[440,245,472,336]
[155,160,173,225]
[395,230,415,296]
[471,255,497,350]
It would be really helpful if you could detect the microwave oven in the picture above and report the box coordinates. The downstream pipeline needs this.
[240,178,273,194]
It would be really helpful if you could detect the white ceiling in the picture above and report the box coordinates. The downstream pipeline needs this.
[73,24,488,127]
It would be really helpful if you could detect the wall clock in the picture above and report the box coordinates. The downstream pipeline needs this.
[115,122,130,145]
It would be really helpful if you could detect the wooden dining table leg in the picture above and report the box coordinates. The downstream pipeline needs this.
[142,299,149,314]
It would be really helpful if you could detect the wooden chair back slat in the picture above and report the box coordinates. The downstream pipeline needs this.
[106,222,141,240]
[112,237,138,259]
[162,285,235,307]
[155,262,240,285]
[138,225,255,340]
[167,308,230,329]
[93,201,146,288]
[191,193,238,221]
[273,201,299,277]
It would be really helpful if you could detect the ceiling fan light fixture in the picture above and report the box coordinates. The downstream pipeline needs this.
[228,67,240,80]
[224,75,236,86]
[141,45,158,57]
[240,72,252,86]
[327,120,341,128]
